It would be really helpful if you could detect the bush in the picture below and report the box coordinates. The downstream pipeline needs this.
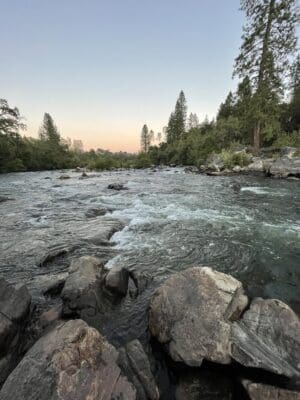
[220,149,250,169]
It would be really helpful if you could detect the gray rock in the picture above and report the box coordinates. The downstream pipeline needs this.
[269,156,300,178]
[243,380,300,400]
[61,256,105,317]
[118,339,159,400]
[230,298,300,379]
[246,157,264,172]
[107,183,128,190]
[0,319,136,400]
[42,273,68,297]
[105,266,130,297]
[280,147,297,158]
[58,174,70,180]
[0,278,31,385]
[149,266,248,366]
[184,166,199,174]
[207,154,225,172]
[85,207,108,218]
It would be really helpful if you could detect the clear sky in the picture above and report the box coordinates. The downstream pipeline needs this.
[1,0,245,152]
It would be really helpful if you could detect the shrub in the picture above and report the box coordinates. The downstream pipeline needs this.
[220,149,250,169]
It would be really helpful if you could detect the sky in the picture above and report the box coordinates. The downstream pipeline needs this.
[1,0,246,152]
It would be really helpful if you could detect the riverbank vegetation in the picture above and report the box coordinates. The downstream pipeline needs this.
[1,0,300,173]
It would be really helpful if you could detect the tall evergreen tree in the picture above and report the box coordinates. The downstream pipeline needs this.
[39,113,61,143]
[217,91,236,120]
[289,55,300,131]
[166,90,187,143]
[234,0,300,150]
[140,124,150,152]
[187,113,200,130]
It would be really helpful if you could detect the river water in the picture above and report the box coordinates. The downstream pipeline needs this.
[0,168,299,342]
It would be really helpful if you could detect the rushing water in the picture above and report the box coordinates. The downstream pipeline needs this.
[0,168,299,342]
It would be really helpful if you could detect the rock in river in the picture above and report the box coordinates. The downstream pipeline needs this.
[269,156,300,178]
[0,278,31,385]
[0,319,136,400]
[230,298,300,379]
[61,256,105,317]
[149,266,248,366]
[105,265,130,297]
[107,183,128,190]
[243,380,300,400]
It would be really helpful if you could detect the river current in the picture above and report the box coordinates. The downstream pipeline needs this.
[0,168,299,342]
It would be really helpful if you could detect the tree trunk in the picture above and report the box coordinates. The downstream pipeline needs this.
[253,121,261,153]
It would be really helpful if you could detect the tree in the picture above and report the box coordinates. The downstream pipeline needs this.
[39,113,61,143]
[140,124,150,152]
[0,99,26,136]
[187,113,200,130]
[217,91,236,120]
[166,90,187,143]
[289,55,300,130]
[234,0,300,150]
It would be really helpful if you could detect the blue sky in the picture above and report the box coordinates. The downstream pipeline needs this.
[1,0,246,151]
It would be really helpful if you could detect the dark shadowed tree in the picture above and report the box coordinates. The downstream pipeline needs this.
[140,124,150,152]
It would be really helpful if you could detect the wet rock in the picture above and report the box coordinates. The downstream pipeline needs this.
[207,154,225,172]
[118,339,159,400]
[175,371,234,400]
[42,273,68,297]
[184,166,199,174]
[85,206,108,218]
[230,298,300,379]
[0,278,31,385]
[38,305,63,330]
[149,266,248,367]
[58,174,71,179]
[280,147,297,158]
[0,196,12,203]
[246,157,264,172]
[38,246,71,268]
[105,266,130,297]
[107,183,128,190]
[0,319,136,400]
[242,380,300,400]
[61,256,105,317]
[269,156,300,178]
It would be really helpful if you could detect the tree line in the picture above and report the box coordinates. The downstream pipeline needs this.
[140,0,300,166]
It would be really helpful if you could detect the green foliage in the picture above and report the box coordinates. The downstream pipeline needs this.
[273,131,300,150]
[166,91,187,143]
[219,150,250,169]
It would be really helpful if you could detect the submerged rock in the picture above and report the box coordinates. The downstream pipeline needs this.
[230,298,300,379]
[58,174,70,180]
[107,183,128,190]
[243,380,300,400]
[149,266,248,366]
[0,319,136,400]
[85,206,108,218]
[0,278,31,385]
[61,256,105,317]
[118,339,159,400]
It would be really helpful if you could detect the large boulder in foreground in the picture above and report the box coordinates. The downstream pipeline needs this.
[0,278,31,385]
[0,319,136,400]
[243,380,300,400]
[61,256,105,317]
[118,339,159,400]
[269,156,300,178]
[149,266,248,366]
[231,298,300,379]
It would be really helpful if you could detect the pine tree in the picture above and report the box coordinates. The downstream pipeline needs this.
[234,0,300,150]
[187,113,200,130]
[166,90,187,143]
[39,113,61,143]
[140,124,150,152]
[0,99,26,136]
[217,91,236,120]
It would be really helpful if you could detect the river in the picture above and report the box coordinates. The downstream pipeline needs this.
[0,168,299,343]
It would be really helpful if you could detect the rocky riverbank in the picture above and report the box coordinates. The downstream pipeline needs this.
[0,259,299,399]
[185,146,300,179]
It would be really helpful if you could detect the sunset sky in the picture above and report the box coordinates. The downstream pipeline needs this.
[1,0,246,152]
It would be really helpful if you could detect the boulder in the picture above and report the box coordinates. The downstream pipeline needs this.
[269,156,300,178]
[184,166,199,174]
[149,266,248,366]
[243,380,300,400]
[0,196,12,203]
[206,154,224,172]
[58,174,70,180]
[107,183,128,190]
[230,298,300,379]
[61,256,105,317]
[105,266,130,297]
[85,206,108,218]
[0,278,31,385]
[280,147,297,158]
[118,339,159,400]
[0,319,136,400]
[42,273,68,297]
[246,157,264,172]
